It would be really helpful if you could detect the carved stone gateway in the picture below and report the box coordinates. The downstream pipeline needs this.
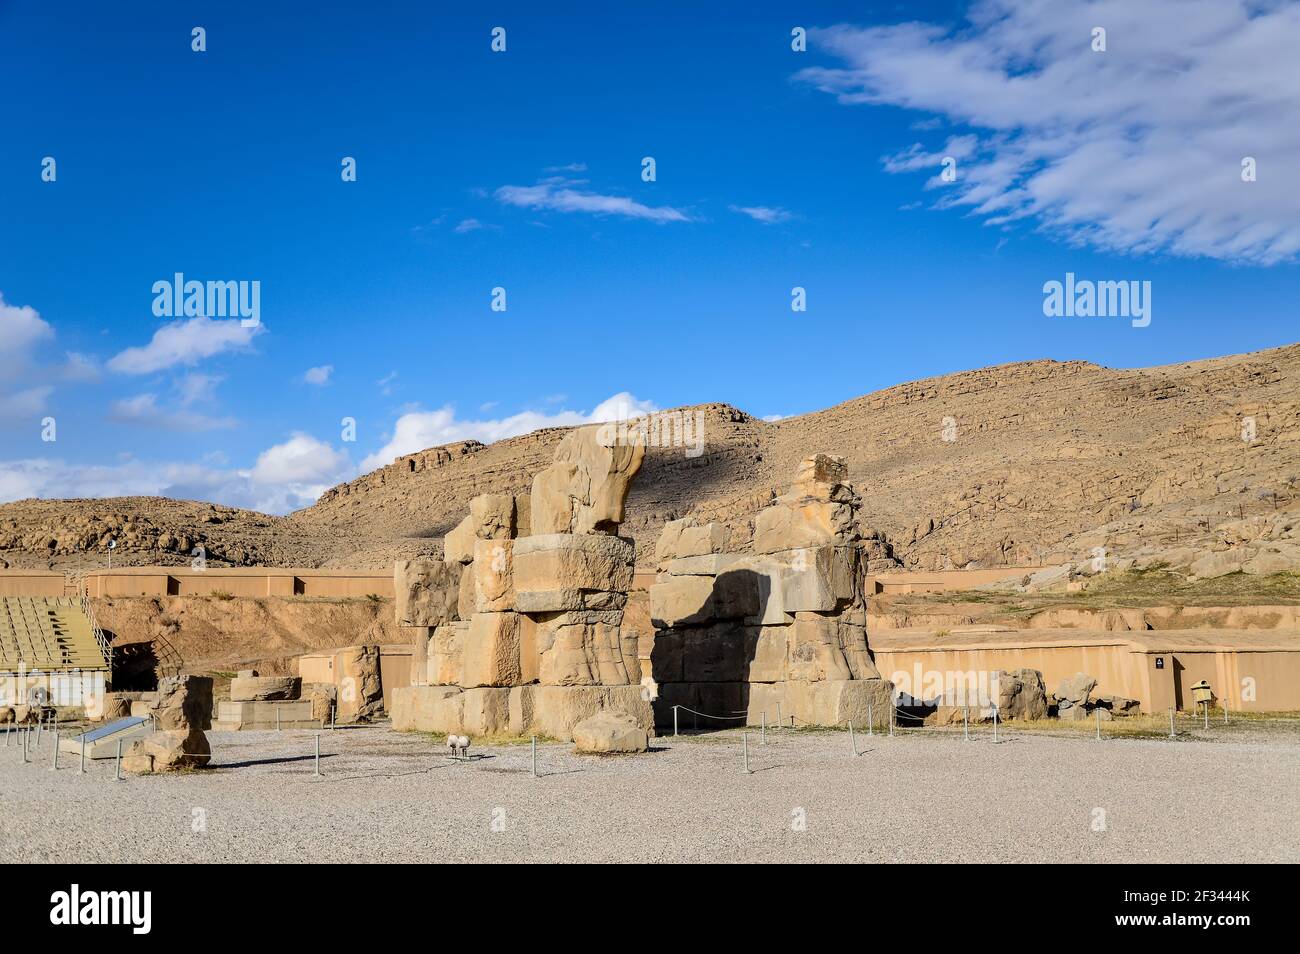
[391,425,651,742]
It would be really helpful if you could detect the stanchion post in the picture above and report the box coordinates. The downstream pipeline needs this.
[673,705,679,738]
[868,700,874,736]
[1168,707,1175,738]
[760,711,766,744]
[314,734,321,776]
[742,732,750,774]
[50,730,58,771]
[992,705,999,744]
[848,720,857,757]
[1224,701,1229,725]
[80,734,87,774]
[330,704,336,731]
[531,735,538,778]
[277,707,281,732]
[1096,707,1101,740]
[964,705,970,741]
[1203,702,1209,730]
[114,739,123,780]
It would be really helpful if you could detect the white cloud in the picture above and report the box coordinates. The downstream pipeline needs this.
[0,387,53,421]
[0,294,53,374]
[495,181,691,223]
[107,393,236,432]
[453,218,485,233]
[251,433,351,486]
[0,433,356,515]
[361,391,660,471]
[377,370,398,395]
[304,365,334,386]
[798,0,1300,264]
[107,317,261,374]
[60,352,100,382]
[729,205,794,224]
[175,372,222,405]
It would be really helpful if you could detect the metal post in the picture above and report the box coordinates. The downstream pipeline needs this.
[1203,702,1209,730]
[992,705,999,744]
[35,716,41,746]
[531,736,537,778]
[848,720,857,757]
[963,705,970,741]
[760,711,766,744]
[314,734,321,776]
[50,731,58,770]
[888,704,894,738]
[23,727,30,762]
[114,739,123,780]
[742,732,750,774]
[673,705,678,738]
[1096,707,1101,740]
[1168,707,1175,738]
[776,702,783,729]
[330,704,336,731]
[1224,700,1229,725]
[868,700,874,736]
[80,734,86,774]
[4,723,9,747]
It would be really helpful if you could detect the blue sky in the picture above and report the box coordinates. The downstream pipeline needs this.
[2,0,1297,512]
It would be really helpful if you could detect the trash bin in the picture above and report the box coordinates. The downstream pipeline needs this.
[1190,679,1213,705]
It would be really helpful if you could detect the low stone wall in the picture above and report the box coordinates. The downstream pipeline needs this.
[0,568,393,599]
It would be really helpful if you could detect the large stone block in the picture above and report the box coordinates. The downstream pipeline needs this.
[746,625,789,683]
[444,494,517,565]
[838,622,881,680]
[427,622,466,686]
[682,623,748,683]
[535,610,629,686]
[513,533,635,612]
[229,675,300,702]
[997,669,1048,720]
[395,559,462,626]
[472,539,515,613]
[656,519,728,568]
[778,546,859,613]
[391,685,463,732]
[649,569,759,627]
[151,675,213,731]
[650,630,684,683]
[457,562,477,619]
[753,501,856,554]
[523,685,653,742]
[337,645,383,723]
[787,615,852,682]
[461,687,511,735]
[461,612,521,688]
[122,728,210,774]
[531,425,646,535]
[664,553,746,577]
[572,711,648,753]
[786,679,893,728]
[785,454,851,502]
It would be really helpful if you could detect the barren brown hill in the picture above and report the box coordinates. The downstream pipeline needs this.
[3,345,1297,573]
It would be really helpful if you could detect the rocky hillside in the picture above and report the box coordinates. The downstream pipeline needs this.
[3,345,1297,573]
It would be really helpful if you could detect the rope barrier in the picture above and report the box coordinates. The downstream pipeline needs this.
[672,705,747,721]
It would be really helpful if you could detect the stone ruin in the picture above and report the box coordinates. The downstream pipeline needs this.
[391,424,652,742]
[649,454,894,729]
[213,670,337,730]
[122,674,213,773]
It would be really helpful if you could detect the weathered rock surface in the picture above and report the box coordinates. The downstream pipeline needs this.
[229,675,300,702]
[123,728,211,773]
[394,558,462,626]
[572,711,649,753]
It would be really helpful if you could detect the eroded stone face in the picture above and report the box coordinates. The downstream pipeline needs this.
[531,425,645,535]
[395,559,462,627]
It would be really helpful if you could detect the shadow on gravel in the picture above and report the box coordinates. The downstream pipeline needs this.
[212,753,338,770]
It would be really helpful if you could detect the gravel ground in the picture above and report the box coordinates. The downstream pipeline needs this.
[2,721,1297,863]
